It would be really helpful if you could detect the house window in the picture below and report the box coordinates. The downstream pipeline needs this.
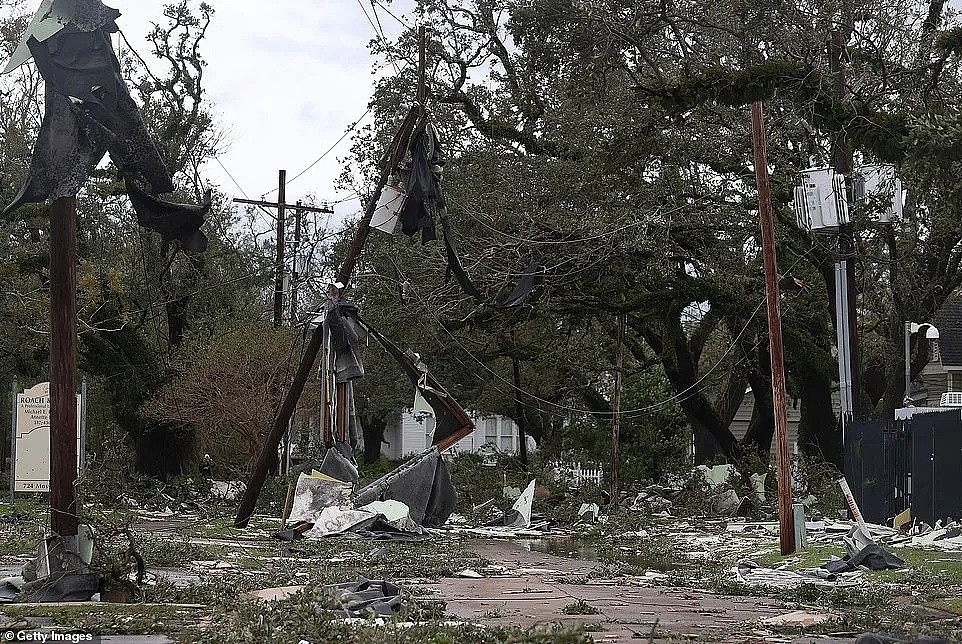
[484,418,498,446]
[951,372,962,392]
[500,419,514,452]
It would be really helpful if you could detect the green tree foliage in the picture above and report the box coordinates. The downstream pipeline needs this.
[343,0,962,472]
[0,2,279,475]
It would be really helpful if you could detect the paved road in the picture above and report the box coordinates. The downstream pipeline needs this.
[418,540,852,643]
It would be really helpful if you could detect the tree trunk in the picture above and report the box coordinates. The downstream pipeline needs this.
[362,415,388,464]
[797,367,841,467]
[742,343,775,458]
[632,316,740,463]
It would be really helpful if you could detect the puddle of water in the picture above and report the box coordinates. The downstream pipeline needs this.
[525,536,681,571]
[524,536,598,561]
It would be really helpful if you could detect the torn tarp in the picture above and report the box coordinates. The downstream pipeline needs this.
[320,578,404,618]
[823,526,905,573]
[503,261,545,307]
[326,300,365,382]
[125,180,211,253]
[305,506,426,541]
[287,473,353,524]
[504,480,536,528]
[399,123,442,243]
[824,543,905,573]
[319,444,360,484]
[353,450,457,528]
[3,0,208,253]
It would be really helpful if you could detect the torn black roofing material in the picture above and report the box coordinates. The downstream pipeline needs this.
[440,213,483,300]
[399,123,442,243]
[51,0,121,33]
[326,300,365,383]
[503,261,545,307]
[126,180,210,253]
[4,0,207,253]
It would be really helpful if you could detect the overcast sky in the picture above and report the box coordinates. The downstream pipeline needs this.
[112,0,418,221]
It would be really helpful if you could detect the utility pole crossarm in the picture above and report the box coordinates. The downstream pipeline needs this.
[233,198,334,215]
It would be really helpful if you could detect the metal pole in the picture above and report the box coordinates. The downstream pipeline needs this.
[904,321,912,404]
[9,379,16,505]
[79,379,87,472]
[273,170,287,327]
[610,313,626,506]
[835,261,853,416]
[49,196,79,539]
[751,102,796,556]
[830,28,861,419]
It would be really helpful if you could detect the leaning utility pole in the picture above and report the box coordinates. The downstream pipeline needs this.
[234,27,429,528]
[751,102,796,556]
[49,196,79,540]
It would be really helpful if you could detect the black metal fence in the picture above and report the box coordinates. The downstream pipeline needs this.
[845,410,962,526]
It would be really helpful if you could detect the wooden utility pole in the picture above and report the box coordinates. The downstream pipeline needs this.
[610,312,626,506]
[232,193,333,325]
[274,170,287,327]
[751,102,796,556]
[234,30,429,528]
[49,196,78,539]
[290,202,303,324]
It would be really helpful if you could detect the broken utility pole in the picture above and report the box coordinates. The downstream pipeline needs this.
[233,106,424,527]
[751,102,796,556]
[234,28,430,528]
[49,196,79,540]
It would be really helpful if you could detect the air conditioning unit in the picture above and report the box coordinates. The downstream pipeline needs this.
[855,164,903,223]
[792,167,849,231]
[939,392,962,407]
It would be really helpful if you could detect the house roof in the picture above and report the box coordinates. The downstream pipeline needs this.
[933,297,962,367]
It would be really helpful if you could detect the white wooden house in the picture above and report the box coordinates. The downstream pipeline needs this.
[381,412,536,460]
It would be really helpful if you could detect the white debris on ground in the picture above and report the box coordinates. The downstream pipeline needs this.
[727,517,962,553]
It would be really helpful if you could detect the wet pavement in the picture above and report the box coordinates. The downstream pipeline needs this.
[416,540,845,643]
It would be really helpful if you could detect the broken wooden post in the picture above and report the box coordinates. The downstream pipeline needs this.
[751,102,796,556]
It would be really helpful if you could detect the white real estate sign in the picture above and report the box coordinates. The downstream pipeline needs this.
[15,382,81,493]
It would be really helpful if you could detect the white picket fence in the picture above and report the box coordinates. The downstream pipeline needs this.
[550,460,604,488]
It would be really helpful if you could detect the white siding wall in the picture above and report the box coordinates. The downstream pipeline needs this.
[728,387,841,454]
[381,412,533,459]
